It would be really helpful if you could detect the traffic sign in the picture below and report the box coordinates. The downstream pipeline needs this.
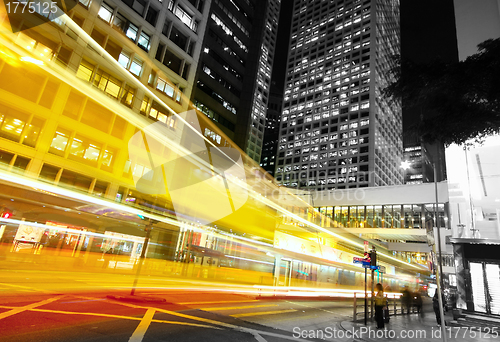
[353,257,371,268]
[370,265,379,270]
[379,265,386,273]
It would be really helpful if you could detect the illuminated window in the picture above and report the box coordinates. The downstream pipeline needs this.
[129,57,143,76]
[98,2,113,23]
[49,128,71,156]
[76,60,94,82]
[69,135,101,165]
[138,31,151,51]
[23,117,44,148]
[93,70,121,99]
[156,78,175,98]
[174,5,198,32]
[126,23,139,41]
[120,84,135,107]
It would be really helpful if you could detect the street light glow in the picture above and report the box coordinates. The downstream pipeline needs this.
[400,160,411,170]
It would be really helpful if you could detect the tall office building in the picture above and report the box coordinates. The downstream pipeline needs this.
[191,0,281,162]
[275,0,403,190]
[260,89,282,176]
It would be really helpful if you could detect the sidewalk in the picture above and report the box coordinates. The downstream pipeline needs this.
[340,310,499,342]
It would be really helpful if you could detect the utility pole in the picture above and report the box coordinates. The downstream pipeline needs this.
[131,218,153,296]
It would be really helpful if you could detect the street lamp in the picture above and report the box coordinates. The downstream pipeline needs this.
[400,160,447,342]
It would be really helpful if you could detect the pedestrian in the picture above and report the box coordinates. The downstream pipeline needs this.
[433,291,446,326]
[374,283,385,329]
[401,286,411,314]
[102,248,113,269]
[414,291,423,316]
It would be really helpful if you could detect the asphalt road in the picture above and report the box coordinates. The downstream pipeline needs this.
[0,291,361,342]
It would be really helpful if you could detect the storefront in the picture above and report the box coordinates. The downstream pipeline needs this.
[453,241,500,315]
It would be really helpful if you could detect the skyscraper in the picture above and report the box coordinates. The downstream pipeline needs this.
[275,0,403,190]
[190,0,281,162]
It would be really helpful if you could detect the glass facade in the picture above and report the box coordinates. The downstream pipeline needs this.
[315,203,448,229]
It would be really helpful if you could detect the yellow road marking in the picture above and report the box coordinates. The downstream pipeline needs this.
[203,304,278,311]
[230,309,297,318]
[0,282,52,293]
[128,308,155,342]
[0,306,220,329]
[178,300,259,305]
[96,297,312,342]
[0,296,62,320]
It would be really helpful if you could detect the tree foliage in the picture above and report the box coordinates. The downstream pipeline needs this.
[384,38,500,146]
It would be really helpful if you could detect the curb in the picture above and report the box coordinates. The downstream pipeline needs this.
[106,295,168,304]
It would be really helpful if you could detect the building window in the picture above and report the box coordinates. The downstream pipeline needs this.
[138,31,151,51]
[93,69,122,99]
[76,59,94,82]
[156,77,175,98]
[49,128,71,156]
[169,25,188,50]
[122,0,147,16]
[174,5,198,32]
[162,48,183,75]
[97,2,113,23]
[120,84,136,107]
[68,135,102,166]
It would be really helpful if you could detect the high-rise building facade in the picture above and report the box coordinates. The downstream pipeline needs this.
[260,89,282,176]
[191,0,281,162]
[275,0,403,190]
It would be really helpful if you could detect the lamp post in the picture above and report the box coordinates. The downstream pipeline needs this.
[401,160,447,342]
